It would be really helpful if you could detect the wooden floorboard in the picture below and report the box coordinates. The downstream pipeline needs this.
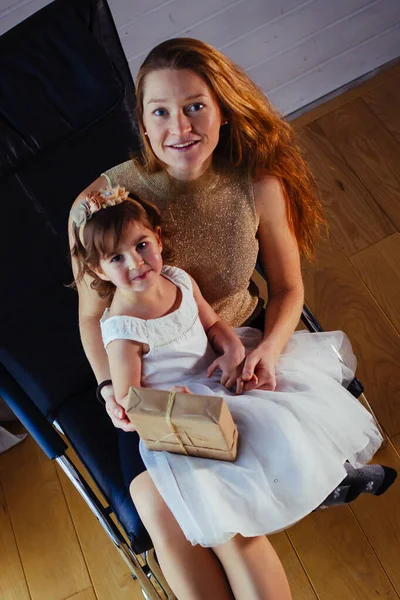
[350,441,400,596]
[363,74,400,145]
[56,450,143,600]
[0,479,31,600]
[287,506,399,600]
[269,531,319,600]
[65,588,98,600]
[392,435,400,456]
[0,436,91,600]
[298,124,395,257]
[302,237,400,438]
[313,98,400,231]
[349,232,400,333]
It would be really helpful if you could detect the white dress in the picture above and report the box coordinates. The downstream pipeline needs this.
[101,266,382,547]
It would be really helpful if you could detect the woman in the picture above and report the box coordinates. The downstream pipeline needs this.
[68,38,348,600]
[70,37,320,395]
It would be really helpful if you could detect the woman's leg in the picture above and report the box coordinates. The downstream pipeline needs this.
[213,534,292,600]
[130,472,234,600]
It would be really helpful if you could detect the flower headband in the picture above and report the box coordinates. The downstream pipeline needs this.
[71,185,129,245]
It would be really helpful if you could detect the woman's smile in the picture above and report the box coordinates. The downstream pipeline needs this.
[166,139,201,151]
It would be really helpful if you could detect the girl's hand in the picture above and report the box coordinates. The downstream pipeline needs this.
[170,385,192,394]
[240,345,278,392]
[101,384,137,433]
[207,347,246,393]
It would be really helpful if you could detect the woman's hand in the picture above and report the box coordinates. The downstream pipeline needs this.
[240,343,278,393]
[101,384,137,432]
[207,347,246,393]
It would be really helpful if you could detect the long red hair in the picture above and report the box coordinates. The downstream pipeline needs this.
[134,38,325,259]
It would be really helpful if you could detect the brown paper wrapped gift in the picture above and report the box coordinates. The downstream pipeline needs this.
[126,386,238,461]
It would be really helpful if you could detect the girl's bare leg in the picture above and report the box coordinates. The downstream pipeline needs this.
[130,472,234,600]
[213,534,292,600]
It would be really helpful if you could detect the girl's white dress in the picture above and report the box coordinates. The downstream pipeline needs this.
[101,266,382,547]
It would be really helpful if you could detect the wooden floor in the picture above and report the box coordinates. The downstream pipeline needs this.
[1,63,400,600]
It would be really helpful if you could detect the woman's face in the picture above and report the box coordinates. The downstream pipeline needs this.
[142,68,224,180]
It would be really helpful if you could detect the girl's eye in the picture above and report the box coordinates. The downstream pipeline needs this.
[110,254,122,263]
[136,242,147,251]
[153,108,168,117]
[187,103,204,113]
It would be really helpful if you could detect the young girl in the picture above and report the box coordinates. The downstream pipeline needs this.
[71,186,394,600]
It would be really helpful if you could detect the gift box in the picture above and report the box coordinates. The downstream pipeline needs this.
[126,386,239,461]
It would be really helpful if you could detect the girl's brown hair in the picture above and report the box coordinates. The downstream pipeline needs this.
[71,194,173,298]
[134,37,325,259]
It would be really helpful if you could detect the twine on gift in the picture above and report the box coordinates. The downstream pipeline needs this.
[165,391,189,455]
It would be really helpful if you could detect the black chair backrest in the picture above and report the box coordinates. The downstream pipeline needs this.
[0,0,139,420]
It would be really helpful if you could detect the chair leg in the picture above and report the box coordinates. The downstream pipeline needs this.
[55,454,166,599]
[144,548,178,600]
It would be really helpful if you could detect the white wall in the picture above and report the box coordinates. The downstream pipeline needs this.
[1,0,399,115]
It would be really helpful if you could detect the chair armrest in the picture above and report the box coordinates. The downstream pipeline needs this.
[0,364,67,459]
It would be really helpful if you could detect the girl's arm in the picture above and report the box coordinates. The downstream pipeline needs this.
[243,174,304,391]
[105,339,143,432]
[190,276,246,391]
[106,339,142,404]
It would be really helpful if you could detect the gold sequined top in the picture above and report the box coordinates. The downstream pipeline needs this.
[102,158,260,327]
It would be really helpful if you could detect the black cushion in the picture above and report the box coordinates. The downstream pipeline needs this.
[57,390,151,553]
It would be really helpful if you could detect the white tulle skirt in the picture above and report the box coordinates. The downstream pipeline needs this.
[139,329,382,547]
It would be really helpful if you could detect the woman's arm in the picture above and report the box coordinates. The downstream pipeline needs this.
[242,174,304,391]
[68,175,112,383]
[255,174,304,353]
[69,175,133,429]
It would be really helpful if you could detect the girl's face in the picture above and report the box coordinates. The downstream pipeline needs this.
[95,221,163,293]
[142,68,224,180]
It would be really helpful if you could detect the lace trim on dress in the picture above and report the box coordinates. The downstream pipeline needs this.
[100,266,198,349]
[149,312,199,349]
[100,315,149,349]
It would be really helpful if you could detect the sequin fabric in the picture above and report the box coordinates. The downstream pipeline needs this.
[102,158,260,327]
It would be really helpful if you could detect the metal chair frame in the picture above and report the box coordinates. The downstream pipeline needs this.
[0,365,176,600]
[55,445,176,599]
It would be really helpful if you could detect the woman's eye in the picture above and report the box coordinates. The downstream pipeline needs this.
[153,108,168,117]
[110,254,122,263]
[136,242,147,251]
[187,103,204,113]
